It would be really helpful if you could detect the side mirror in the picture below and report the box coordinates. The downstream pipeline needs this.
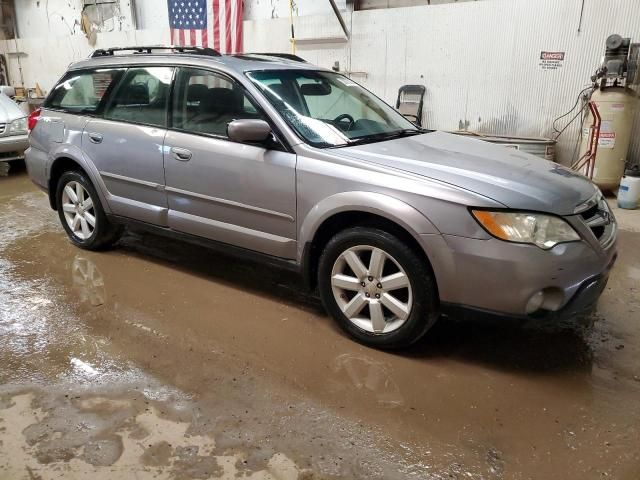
[227,119,272,143]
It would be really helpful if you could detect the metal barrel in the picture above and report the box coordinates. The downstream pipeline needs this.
[450,132,556,161]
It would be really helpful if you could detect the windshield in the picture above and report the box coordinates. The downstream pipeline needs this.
[247,70,421,148]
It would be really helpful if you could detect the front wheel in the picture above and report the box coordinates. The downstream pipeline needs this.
[318,227,438,349]
[56,170,122,250]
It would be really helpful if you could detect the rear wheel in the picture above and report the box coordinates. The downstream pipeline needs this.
[318,227,438,349]
[56,170,122,250]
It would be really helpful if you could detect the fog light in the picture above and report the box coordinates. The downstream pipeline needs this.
[525,291,545,314]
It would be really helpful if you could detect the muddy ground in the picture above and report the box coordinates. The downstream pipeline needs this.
[1,165,639,479]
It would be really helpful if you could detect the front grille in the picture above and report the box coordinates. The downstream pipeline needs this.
[580,204,599,222]
[578,194,615,247]
[0,124,6,134]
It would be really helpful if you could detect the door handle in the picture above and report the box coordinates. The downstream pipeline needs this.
[171,147,192,162]
[88,132,103,144]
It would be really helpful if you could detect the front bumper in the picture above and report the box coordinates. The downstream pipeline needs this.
[0,133,29,156]
[426,232,617,319]
[558,270,612,317]
[440,260,615,321]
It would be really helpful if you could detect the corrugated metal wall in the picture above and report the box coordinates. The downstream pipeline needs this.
[245,0,640,166]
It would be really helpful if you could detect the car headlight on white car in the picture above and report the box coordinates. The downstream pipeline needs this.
[8,117,27,135]
[471,210,580,249]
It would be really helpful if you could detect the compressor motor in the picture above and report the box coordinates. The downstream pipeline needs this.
[592,34,640,89]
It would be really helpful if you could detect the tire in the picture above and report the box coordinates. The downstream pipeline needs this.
[56,170,122,250]
[318,226,439,349]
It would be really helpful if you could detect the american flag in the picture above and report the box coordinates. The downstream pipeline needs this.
[168,0,244,54]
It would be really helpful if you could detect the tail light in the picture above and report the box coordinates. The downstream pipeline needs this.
[27,108,41,132]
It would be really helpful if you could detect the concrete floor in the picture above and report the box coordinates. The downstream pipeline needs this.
[1,165,640,479]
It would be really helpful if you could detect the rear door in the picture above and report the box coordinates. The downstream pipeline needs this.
[163,67,297,259]
[82,66,173,226]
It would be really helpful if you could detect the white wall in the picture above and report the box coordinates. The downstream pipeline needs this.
[1,0,639,166]
[14,0,135,38]
[245,0,346,20]
[135,0,169,30]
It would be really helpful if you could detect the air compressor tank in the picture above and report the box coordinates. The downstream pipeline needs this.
[580,87,638,190]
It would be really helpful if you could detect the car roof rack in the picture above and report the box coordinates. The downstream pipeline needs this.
[243,52,307,63]
[90,46,222,58]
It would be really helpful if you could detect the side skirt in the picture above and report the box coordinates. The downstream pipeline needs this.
[107,214,303,275]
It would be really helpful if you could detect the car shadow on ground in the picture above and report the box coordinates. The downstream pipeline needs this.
[118,227,596,375]
[407,315,595,373]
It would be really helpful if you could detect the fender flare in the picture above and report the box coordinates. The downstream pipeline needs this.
[47,144,112,213]
[298,191,440,262]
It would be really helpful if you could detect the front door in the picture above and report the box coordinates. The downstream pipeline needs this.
[82,66,173,226]
[163,67,297,258]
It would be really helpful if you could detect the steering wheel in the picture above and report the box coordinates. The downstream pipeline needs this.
[333,113,356,131]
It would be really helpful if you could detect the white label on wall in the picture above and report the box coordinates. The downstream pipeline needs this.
[539,51,565,70]
[598,132,616,149]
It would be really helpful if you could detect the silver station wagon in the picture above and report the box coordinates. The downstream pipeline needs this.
[25,46,617,349]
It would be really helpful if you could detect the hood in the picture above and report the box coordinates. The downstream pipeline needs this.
[333,131,596,215]
[0,93,26,123]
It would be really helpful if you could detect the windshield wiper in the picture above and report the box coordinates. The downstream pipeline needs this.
[346,128,424,146]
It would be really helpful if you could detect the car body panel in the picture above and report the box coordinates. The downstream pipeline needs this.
[27,111,113,210]
[0,133,28,155]
[332,131,597,216]
[163,129,297,258]
[82,118,169,226]
[436,232,617,315]
[294,143,501,244]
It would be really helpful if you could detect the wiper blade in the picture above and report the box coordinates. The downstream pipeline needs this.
[386,128,425,138]
[347,128,423,146]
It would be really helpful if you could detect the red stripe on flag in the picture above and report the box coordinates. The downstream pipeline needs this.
[179,29,185,46]
[170,28,174,45]
[202,28,208,48]
[225,0,232,53]
[213,0,220,50]
[235,0,243,53]
[190,29,196,46]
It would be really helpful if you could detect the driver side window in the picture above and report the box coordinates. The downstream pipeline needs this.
[171,67,264,137]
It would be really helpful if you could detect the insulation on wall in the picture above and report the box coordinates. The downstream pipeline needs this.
[13,0,134,38]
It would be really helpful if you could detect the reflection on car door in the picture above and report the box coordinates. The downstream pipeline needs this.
[163,67,297,259]
[82,66,173,226]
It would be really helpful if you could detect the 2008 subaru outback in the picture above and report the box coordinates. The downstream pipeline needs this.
[25,46,617,349]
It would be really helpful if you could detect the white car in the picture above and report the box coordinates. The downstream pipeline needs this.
[0,91,29,174]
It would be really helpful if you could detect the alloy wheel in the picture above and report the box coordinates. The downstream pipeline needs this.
[330,245,413,334]
[61,181,96,240]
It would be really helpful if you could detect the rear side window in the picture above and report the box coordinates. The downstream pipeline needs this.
[104,67,173,127]
[45,69,122,113]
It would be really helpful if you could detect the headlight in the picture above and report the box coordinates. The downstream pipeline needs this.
[8,117,27,135]
[471,210,580,249]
